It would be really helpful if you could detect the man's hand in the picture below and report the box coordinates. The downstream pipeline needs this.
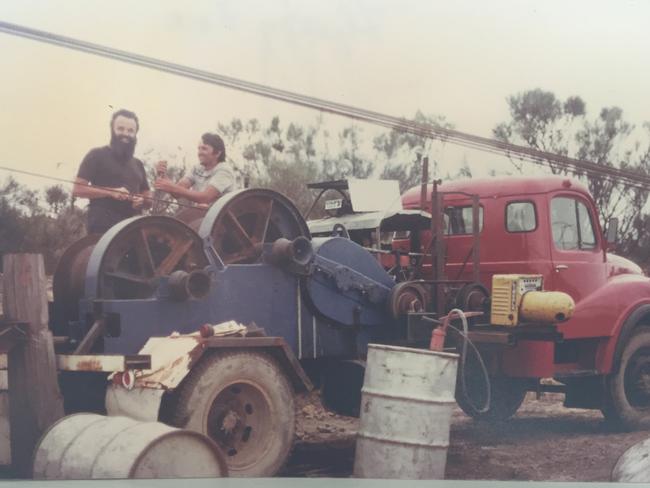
[154,178,177,195]
[155,160,168,177]
[131,195,145,209]
[111,187,131,201]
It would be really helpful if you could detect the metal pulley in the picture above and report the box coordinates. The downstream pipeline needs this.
[388,281,430,320]
[198,188,310,265]
[52,216,210,332]
[84,216,209,300]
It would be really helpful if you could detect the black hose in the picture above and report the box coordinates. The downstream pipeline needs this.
[446,308,491,414]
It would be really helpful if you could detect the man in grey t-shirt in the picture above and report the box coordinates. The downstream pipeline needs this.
[154,132,238,208]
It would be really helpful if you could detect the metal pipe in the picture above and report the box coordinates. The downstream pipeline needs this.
[472,194,480,284]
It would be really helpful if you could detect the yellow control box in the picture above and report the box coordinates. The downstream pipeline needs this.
[490,274,543,326]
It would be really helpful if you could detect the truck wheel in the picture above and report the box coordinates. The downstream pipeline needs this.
[171,350,295,477]
[603,328,650,430]
[456,374,527,421]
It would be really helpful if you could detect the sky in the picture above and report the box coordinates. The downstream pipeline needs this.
[1,0,649,193]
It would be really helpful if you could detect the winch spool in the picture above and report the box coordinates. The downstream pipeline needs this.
[198,188,310,265]
[268,236,314,268]
[167,269,211,301]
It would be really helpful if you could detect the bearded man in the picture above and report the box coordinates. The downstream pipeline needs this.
[73,109,152,234]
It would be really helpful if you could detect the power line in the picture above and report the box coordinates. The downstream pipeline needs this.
[0,163,199,211]
[0,20,649,192]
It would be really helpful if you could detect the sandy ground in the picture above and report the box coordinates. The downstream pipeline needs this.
[283,391,650,481]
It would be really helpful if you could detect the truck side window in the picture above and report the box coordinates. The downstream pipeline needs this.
[444,206,483,235]
[506,202,536,232]
[551,197,596,250]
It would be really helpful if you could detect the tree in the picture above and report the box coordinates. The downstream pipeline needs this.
[0,179,26,268]
[45,185,69,215]
[321,125,374,181]
[493,89,586,173]
[0,177,86,273]
[375,111,454,192]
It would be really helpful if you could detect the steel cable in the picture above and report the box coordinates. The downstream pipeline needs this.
[1,20,650,193]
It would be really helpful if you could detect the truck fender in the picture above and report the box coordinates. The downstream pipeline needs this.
[106,335,312,422]
[598,303,650,374]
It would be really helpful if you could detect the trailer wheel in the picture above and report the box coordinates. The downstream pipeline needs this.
[171,350,295,477]
[603,328,650,430]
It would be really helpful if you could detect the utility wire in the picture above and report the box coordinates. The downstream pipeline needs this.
[1,20,649,192]
[0,163,199,211]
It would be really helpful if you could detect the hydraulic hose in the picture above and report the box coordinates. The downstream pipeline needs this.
[446,308,492,414]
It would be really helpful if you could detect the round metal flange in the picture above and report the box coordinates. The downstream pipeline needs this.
[206,381,273,468]
[388,281,430,320]
[455,282,489,313]
[85,216,208,300]
[52,233,102,330]
[198,188,310,265]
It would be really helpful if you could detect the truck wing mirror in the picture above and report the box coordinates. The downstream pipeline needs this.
[605,217,618,251]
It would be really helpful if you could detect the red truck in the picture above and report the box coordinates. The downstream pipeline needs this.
[399,175,650,430]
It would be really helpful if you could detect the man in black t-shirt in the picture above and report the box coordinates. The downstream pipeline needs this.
[73,109,152,234]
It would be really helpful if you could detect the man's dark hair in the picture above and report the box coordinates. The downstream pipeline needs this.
[202,133,226,162]
[110,109,139,132]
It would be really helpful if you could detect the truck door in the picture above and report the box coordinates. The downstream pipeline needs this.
[548,193,607,303]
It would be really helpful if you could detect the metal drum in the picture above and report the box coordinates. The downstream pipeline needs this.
[353,344,458,479]
[33,414,228,479]
[611,437,650,482]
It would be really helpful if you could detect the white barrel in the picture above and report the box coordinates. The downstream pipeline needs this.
[611,437,650,482]
[33,414,228,479]
[353,344,458,479]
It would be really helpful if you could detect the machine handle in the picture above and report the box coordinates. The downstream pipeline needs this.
[555,264,569,272]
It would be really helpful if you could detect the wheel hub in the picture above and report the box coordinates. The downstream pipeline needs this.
[624,351,650,408]
[207,382,273,467]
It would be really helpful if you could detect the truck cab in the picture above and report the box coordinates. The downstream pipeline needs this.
[401,176,650,429]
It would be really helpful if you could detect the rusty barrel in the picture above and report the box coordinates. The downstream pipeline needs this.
[611,437,650,482]
[353,344,458,479]
[32,414,228,479]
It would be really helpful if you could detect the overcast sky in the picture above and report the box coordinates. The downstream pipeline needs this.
[1,0,649,191]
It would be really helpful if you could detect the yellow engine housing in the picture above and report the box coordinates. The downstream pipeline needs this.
[490,274,574,326]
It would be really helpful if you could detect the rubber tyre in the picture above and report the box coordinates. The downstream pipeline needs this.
[603,328,650,430]
[172,350,295,477]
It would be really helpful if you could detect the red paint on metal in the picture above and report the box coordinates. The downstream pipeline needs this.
[402,175,650,378]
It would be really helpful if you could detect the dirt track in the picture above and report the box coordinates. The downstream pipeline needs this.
[284,391,650,481]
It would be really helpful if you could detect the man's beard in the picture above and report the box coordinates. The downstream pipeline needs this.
[110,133,137,161]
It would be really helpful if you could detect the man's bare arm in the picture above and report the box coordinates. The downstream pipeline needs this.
[154,178,220,205]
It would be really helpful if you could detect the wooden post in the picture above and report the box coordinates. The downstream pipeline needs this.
[2,254,64,477]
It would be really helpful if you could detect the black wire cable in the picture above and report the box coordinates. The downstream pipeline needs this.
[1,20,650,194]
[0,163,199,211]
